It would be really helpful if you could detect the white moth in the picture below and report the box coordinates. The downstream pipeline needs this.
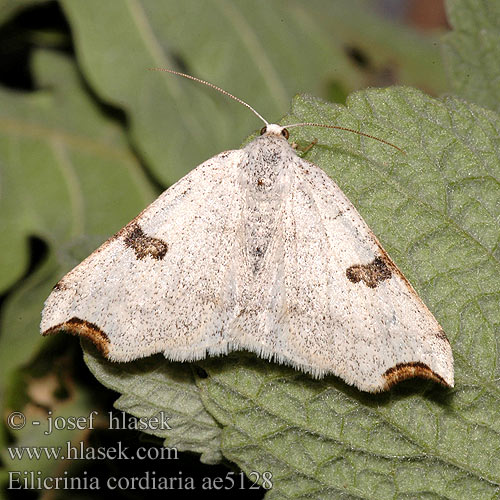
[41,70,454,393]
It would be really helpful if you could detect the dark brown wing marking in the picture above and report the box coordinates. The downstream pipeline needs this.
[52,279,68,291]
[120,222,168,260]
[435,328,451,344]
[346,256,392,288]
[382,361,449,390]
[42,317,110,357]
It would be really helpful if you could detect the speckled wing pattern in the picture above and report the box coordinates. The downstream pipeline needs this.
[41,149,247,362]
[41,132,454,393]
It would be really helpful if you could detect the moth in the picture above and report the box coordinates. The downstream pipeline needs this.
[41,70,454,393]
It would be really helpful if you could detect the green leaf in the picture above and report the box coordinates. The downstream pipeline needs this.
[60,0,447,186]
[81,86,500,498]
[83,341,222,464]
[307,0,448,95]
[0,49,155,384]
[442,0,500,113]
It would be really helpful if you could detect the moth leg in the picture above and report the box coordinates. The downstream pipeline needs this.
[291,138,318,154]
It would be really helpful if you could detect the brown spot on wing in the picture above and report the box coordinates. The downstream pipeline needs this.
[435,328,450,344]
[374,242,414,289]
[42,317,110,357]
[52,279,68,292]
[120,222,168,260]
[346,256,392,288]
[383,361,449,390]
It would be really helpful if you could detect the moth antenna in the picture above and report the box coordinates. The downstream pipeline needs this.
[285,122,405,153]
[150,69,403,153]
[149,68,269,126]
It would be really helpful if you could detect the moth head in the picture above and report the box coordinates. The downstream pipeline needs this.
[260,124,289,140]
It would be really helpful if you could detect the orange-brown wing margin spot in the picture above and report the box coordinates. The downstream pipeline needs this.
[42,317,110,357]
[382,361,449,390]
